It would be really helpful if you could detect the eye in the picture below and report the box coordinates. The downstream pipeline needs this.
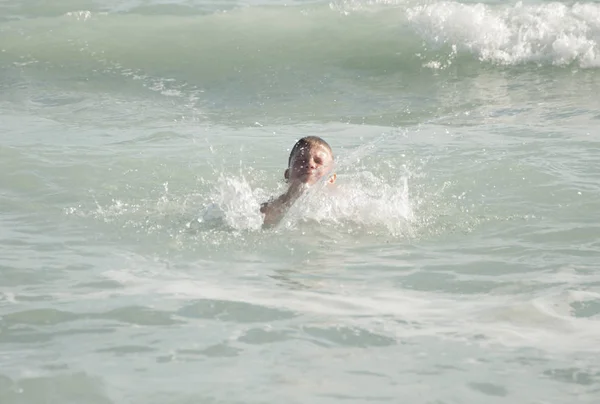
[314,157,322,165]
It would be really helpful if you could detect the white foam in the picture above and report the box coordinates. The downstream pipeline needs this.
[63,11,109,22]
[92,264,600,355]
[406,1,600,68]
[0,291,17,304]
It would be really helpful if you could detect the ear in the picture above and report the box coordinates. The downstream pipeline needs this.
[284,169,289,181]
[328,173,337,184]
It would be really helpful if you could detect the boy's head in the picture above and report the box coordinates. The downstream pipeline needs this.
[284,136,336,186]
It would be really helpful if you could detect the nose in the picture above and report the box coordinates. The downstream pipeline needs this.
[307,158,316,169]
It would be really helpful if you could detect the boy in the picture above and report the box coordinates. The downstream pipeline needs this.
[260,136,337,227]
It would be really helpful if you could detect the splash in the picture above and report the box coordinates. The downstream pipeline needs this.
[195,174,266,232]
[275,171,414,236]
[193,166,413,237]
[192,135,416,236]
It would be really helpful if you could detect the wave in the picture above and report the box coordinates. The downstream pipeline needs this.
[1,1,599,74]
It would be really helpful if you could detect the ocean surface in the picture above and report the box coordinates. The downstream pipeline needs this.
[1,0,600,402]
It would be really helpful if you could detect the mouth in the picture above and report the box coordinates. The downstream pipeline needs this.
[298,171,317,180]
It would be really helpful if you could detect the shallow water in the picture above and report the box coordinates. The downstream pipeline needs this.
[1,0,600,403]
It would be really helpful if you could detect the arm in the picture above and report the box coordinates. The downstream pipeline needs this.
[260,184,304,228]
[260,194,290,228]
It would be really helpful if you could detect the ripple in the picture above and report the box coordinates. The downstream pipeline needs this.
[0,371,113,404]
[543,367,600,386]
[237,327,293,345]
[99,306,183,326]
[177,299,296,323]
[1,308,79,326]
[468,382,508,397]
[96,345,156,355]
[302,325,397,348]
[197,343,242,358]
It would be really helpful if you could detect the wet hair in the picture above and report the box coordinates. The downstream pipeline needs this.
[287,136,333,167]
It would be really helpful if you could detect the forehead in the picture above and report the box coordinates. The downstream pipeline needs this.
[293,143,331,158]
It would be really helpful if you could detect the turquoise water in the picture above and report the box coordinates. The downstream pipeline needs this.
[1,0,600,403]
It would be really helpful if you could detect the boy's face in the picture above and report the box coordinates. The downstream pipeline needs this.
[285,144,335,186]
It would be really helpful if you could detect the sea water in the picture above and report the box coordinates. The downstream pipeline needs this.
[1,0,600,403]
